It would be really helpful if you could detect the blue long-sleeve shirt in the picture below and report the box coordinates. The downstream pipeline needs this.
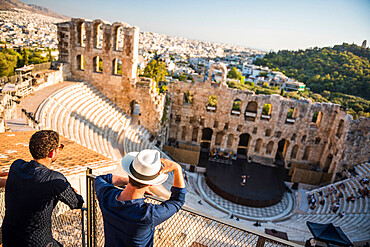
[95,174,186,247]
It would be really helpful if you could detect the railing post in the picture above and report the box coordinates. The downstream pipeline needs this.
[86,168,93,247]
[256,236,266,247]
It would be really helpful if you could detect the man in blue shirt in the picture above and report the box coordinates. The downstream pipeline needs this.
[95,149,186,247]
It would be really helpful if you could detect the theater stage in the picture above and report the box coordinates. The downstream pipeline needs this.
[205,158,287,207]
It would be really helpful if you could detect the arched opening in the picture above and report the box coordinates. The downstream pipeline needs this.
[93,56,103,73]
[301,135,306,143]
[184,91,194,104]
[315,137,321,144]
[254,138,262,153]
[291,145,298,159]
[207,95,217,112]
[323,154,333,172]
[312,111,323,127]
[201,128,213,151]
[77,22,86,47]
[181,126,187,140]
[286,107,297,124]
[291,133,297,141]
[302,146,311,160]
[76,54,85,70]
[266,141,274,155]
[275,139,290,164]
[112,58,122,75]
[215,132,224,146]
[227,134,233,147]
[245,101,258,121]
[192,127,198,142]
[336,119,344,138]
[231,99,241,116]
[237,133,250,157]
[261,103,271,120]
[114,26,124,51]
[94,23,103,49]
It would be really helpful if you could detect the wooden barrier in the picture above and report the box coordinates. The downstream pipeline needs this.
[291,168,332,185]
[163,145,200,165]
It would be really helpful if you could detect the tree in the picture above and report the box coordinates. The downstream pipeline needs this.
[0,49,19,77]
[208,95,218,107]
[143,59,167,83]
[228,66,245,83]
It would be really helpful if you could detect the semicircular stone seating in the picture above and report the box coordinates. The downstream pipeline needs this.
[277,162,370,243]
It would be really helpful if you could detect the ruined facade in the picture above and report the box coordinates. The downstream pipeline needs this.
[57,18,165,133]
[57,19,369,181]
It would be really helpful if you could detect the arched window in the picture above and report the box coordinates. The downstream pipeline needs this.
[114,26,124,51]
[291,133,296,141]
[227,134,234,147]
[302,146,311,160]
[231,99,241,115]
[77,22,86,47]
[261,103,271,120]
[76,54,85,70]
[245,101,258,121]
[215,132,223,146]
[112,58,122,75]
[266,141,274,155]
[93,56,103,73]
[192,127,198,142]
[315,137,321,144]
[207,95,217,112]
[181,126,187,140]
[94,23,103,49]
[301,135,306,143]
[254,138,262,153]
[286,107,297,123]
[184,91,194,104]
[336,119,344,138]
[324,154,333,172]
[312,111,323,127]
[291,145,299,159]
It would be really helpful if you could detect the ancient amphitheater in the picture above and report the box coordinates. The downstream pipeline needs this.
[0,18,369,245]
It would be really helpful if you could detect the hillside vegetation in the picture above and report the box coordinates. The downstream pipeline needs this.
[255,43,370,119]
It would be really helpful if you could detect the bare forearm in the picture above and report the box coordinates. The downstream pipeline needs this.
[173,167,185,188]
[112,175,129,187]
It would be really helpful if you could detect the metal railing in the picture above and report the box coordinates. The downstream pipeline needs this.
[85,169,301,247]
[0,170,301,246]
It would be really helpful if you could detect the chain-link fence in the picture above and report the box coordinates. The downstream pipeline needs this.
[0,188,84,246]
[85,170,300,247]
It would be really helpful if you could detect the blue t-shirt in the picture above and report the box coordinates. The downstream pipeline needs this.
[95,174,186,247]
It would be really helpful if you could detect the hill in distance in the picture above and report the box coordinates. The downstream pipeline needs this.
[0,0,69,19]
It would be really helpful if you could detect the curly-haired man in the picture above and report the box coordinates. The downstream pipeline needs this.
[2,130,84,247]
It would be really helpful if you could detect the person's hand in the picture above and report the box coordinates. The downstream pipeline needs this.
[159,158,181,175]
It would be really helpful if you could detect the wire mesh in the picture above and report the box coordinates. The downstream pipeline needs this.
[0,188,83,246]
[87,176,298,247]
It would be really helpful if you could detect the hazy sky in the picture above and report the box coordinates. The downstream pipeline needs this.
[22,0,370,51]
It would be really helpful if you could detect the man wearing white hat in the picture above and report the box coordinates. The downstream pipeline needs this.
[95,149,186,247]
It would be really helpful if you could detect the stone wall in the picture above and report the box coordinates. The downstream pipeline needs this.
[57,18,164,133]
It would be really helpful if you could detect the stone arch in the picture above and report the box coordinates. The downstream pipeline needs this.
[112,58,122,75]
[245,101,258,121]
[227,134,234,147]
[93,56,103,73]
[192,127,199,142]
[181,126,187,140]
[261,103,272,120]
[93,21,104,49]
[183,91,194,104]
[113,26,124,51]
[207,63,227,85]
[206,95,218,112]
[76,54,85,70]
[77,21,86,47]
[336,119,344,138]
[215,131,224,146]
[302,146,311,160]
[266,141,274,155]
[237,133,251,156]
[315,137,321,144]
[286,107,297,123]
[275,139,290,162]
[254,138,262,153]
[312,111,323,127]
[231,98,242,115]
[323,154,333,172]
[291,133,297,141]
[201,128,213,150]
[291,145,299,159]
[301,135,306,143]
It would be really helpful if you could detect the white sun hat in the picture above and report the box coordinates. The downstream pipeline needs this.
[121,149,168,185]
